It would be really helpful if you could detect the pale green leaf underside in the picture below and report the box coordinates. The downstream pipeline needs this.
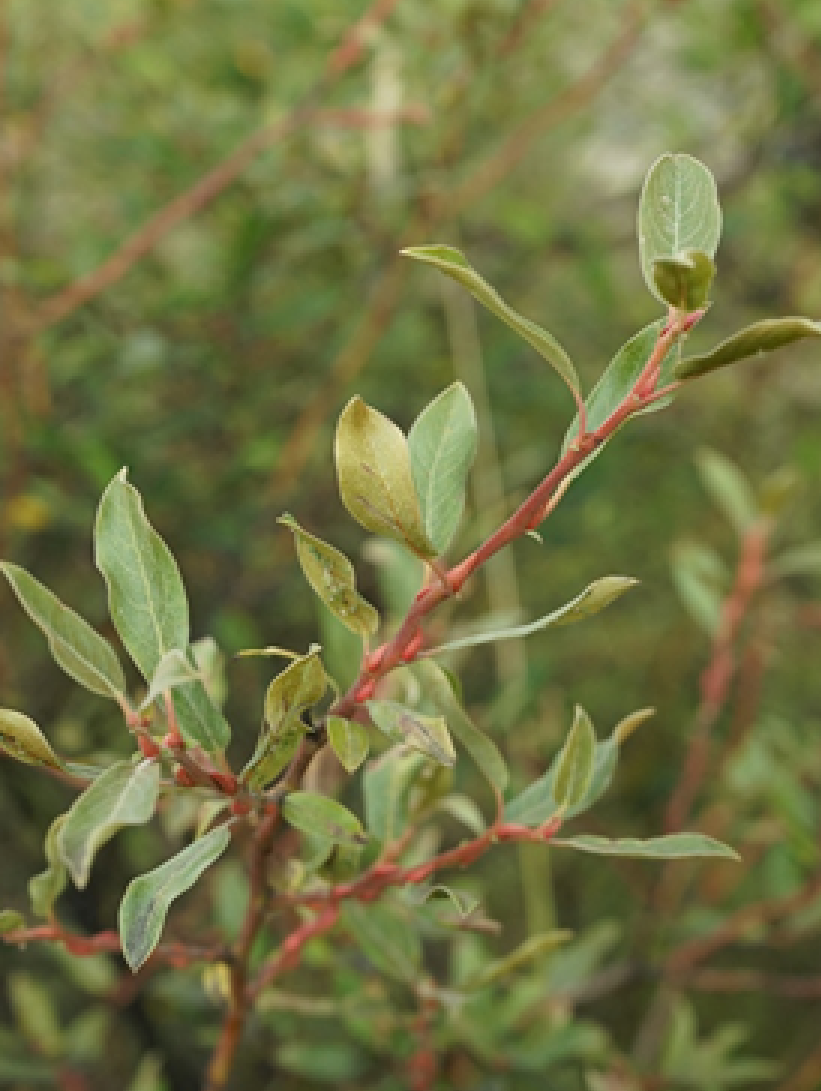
[95,470,189,681]
[367,699,456,767]
[141,649,201,709]
[408,382,478,555]
[638,154,721,304]
[119,825,231,971]
[334,397,436,559]
[553,707,596,809]
[171,677,231,753]
[401,245,580,396]
[59,759,160,888]
[553,833,739,860]
[30,815,68,919]
[424,576,637,656]
[364,748,426,844]
[278,514,379,638]
[0,708,64,769]
[674,317,821,379]
[327,715,369,773]
[1,563,126,701]
[280,790,367,846]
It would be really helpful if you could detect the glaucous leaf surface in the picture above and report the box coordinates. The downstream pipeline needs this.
[327,715,369,773]
[412,660,508,791]
[638,154,722,304]
[1,564,127,701]
[119,825,231,971]
[553,833,739,860]
[401,245,580,397]
[367,699,456,766]
[170,677,231,753]
[652,249,715,310]
[424,576,637,656]
[140,649,201,709]
[674,317,821,379]
[334,397,436,559]
[553,706,596,810]
[277,514,379,637]
[95,470,189,680]
[58,759,160,888]
[0,708,64,769]
[407,382,478,555]
[363,747,426,845]
[280,790,367,846]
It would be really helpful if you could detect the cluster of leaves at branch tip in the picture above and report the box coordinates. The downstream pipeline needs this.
[7,150,819,983]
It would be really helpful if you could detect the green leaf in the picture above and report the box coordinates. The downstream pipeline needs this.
[467,930,572,989]
[770,543,821,580]
[171,677,231,753]
[119,825,231,971]
[191,636,226,708]
[562,320,678,469]
[407,382,478,554]
[401,245,580,397]
[341,900,421,982]
[553,833,739,860]
[363,747,426,844]
[241,647,327,789]
[671,542,722,636]
[1,563,127,701]
[0,909,25,934]
[652,250,716,310]
[412,660,508,791]
[277,514,379,638]
[327,715,369,773]
[638,154,721,304]
[695,448,758,534]
[411,884,481,921]
[59,759,160,888]
[140,649,201,709]
[280,790,367,846]
[8,973,64,1057]
[334,397,436,559]
[367,699,456,766]
[553,706,596,810]
[29,816,68,919]
[425,576,637,656]
[674,317,821,380]
[0,708,64,769]
[95,469,189,680]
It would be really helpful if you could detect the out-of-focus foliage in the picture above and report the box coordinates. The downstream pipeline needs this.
[2,1,821,1088]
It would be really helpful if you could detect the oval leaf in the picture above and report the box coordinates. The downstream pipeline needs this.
[400,245,580,397]
[327,715,369,773]
[552,833,739,860]
[59,759,160,888]
[95,469,189,680]
[424,576,637,656]
[553,706,596,809]
[638,154,721,304]
[277,514,379,638]
[341,900,420,982]
[408,382,478,554]
[674,317,821,380]
[119,825,231,971]
[411,660,508,791]
[334,397,436,559]
[694,448,758,534]
[280,790,367,846]
[652,249,716,310]
[0,708,63,769]
[140,649,201,710]
[367,699,456,766]
[1,564,127,701]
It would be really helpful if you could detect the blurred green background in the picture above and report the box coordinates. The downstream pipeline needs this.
[2,0,821,1088]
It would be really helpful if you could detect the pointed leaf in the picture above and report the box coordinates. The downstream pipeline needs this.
[327,715,369,773]
[95,469,189,680]
[0,910,25,934]
[553,706,596,809]
[638,154,721,304]
[467,930,572,989]
[675,317,821,380]
[367,699,456,766]
[363,747,426,844]
[553,833,739,860]
[241,647,327,788]
[401,245,580,396]
[119,825,231,971]
[171,678,231,753]
[412,660,508,791]
[277,514,379,637]
[29,816,68,919]
[280,790,367,846]
[334,397,436,558]
[0,708,63,769]
[408,382,478,554]
[425,576,637,656]
[1,564,127,701]
[694,448,758,534]
[140,649,201,709]
[59,759,160,888]
[652,250,716,310]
